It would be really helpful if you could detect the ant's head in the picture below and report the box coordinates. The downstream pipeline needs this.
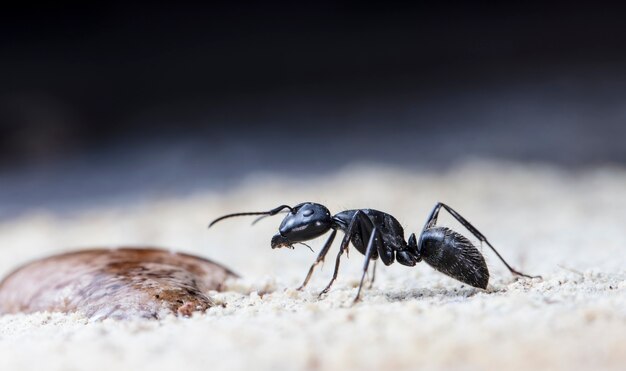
[271,203,332,249]
[208,202,333,250]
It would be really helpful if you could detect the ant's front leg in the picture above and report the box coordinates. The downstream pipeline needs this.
[297,229,337,290]
[318,210,371,297]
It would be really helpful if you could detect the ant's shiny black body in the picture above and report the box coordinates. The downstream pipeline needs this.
[209,202,538,302]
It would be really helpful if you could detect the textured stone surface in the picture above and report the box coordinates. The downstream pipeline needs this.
[0,161,624,371]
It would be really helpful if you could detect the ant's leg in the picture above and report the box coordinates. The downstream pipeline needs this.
[423,202,539,279]
[318,235,350,297]
[297,229,337,290]
[319,211,370,297]
[354,228,378,303]
[367,260,377,289]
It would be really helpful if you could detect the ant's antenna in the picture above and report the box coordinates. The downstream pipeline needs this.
[208,205,293,228]
[251,210,291,226]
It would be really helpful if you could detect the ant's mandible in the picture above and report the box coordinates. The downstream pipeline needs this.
[209,202,539,302]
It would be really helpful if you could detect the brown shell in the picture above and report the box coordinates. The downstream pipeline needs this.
[0,248,238,320]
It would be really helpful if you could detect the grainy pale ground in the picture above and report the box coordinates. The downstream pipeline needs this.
[0,161,624,371]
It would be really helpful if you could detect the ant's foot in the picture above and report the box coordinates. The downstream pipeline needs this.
[318,287,332,298]
[514,271,542,280]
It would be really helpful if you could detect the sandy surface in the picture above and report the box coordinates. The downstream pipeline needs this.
[0,161,624,370]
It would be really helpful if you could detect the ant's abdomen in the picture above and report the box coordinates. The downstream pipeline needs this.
[419,227,489,289]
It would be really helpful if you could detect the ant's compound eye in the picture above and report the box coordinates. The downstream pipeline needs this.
[302,209,314,217]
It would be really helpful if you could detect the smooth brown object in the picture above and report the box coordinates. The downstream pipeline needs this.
[0,248,238,320]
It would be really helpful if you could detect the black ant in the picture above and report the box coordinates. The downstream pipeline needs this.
[209,202,539,302]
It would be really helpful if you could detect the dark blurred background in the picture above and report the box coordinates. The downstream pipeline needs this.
[1,2,626,217]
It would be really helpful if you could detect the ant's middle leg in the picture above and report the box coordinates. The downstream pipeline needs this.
[367,260,377,289]
[354,227,380,303]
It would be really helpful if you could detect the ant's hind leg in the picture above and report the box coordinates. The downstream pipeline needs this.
[422,202,540,279]
[297,229,337,290]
